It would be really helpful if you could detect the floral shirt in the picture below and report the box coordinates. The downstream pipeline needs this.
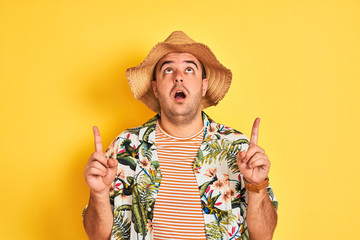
[104,112,278,240]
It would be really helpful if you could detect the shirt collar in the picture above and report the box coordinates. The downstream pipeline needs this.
[139,111,212,143]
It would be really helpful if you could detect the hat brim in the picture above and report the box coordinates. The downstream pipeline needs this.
[126,42,232,113]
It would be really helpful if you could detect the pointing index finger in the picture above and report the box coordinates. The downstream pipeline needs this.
[92,126,103,153]
[250,118,260,145]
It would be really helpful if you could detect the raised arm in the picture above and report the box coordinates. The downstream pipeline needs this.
[83,126,118,240]
[237,118,278,240]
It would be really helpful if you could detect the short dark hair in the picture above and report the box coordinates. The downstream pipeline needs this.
[152,61,207,81]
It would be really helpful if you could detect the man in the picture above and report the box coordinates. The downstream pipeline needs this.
[83,31,278,240]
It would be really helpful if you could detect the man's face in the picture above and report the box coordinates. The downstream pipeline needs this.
[152,52,208,123]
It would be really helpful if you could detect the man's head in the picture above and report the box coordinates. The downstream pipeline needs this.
[152,52,208,123]
[126,31,232,113]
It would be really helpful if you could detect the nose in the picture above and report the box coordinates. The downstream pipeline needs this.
[174,70,184,83]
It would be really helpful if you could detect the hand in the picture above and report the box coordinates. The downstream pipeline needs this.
[84,126,118,194]
[237,118,270,184]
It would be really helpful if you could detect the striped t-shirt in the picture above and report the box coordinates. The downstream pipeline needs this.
[152,122,207,240]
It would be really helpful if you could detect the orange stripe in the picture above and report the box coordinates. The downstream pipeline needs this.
[153,122,206,240]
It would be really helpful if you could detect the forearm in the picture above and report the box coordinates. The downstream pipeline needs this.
[83,190,114,240]
[246,188,277,240]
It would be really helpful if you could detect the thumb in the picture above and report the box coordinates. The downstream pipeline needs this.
[237,150,246,161]
[102,158,117,186]
[108,157,117,167]
[237,151,247,169]
[108,158,118,171]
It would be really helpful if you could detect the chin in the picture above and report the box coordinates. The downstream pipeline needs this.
[163,105,200,122]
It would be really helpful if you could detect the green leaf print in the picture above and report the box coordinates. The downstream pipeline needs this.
[143,125,156,143]
[112,207,131,240]
[141,142,153,161]
[205,210,238,240]
[117,138,139,169]
[131,185,147,238]
[198,178,217,198]
[117,154,137,171]
[126,176,134,186]
[202,138,249,174]
[138,173,157,207]
[150,160,159,169]
[142,115,158,128]
[203,139,237,162]
[241,227,250,240]
[114,178,133,197]
[197,148,204,160]
[231,139,250,146]
[117,205,132,211]
[205,222,224,240]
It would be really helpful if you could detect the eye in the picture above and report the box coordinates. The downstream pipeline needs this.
[185,67,194,73]
[164,68,173,73]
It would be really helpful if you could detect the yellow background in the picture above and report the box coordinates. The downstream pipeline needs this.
[1,0,359,239]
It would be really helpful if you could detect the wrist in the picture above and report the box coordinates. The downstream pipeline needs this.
[244,177,269,193]
[90,188,110,201]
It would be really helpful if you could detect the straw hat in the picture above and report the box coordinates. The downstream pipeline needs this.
[126,31,232,113]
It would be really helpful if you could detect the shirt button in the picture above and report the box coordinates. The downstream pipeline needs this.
[148,207,151,212]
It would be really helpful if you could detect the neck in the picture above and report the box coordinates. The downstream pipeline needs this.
[158,111,204,138]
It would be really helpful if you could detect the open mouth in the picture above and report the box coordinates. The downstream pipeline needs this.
[174,90,186,100]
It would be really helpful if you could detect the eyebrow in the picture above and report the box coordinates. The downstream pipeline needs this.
[159,60,199,71]
[185,61,199,69]
[159,61,173,70]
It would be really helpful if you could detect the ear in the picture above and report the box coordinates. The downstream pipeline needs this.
[202,78,208,97]
[152,80,158,98]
